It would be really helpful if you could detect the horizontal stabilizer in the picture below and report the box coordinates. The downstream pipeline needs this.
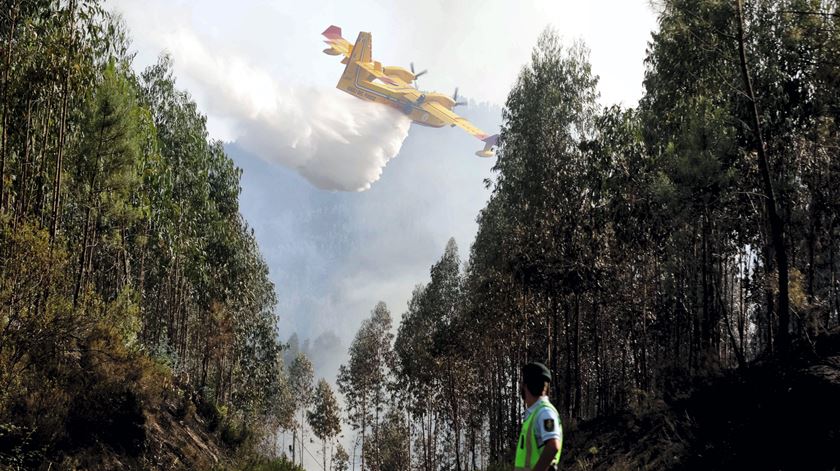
[322,25,354,59]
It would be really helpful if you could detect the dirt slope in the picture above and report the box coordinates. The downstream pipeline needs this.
[43,390,233,470]
[561,332,840,470]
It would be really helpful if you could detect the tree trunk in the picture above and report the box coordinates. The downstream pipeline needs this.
[50,0,76,241]
[33,97,51,223]
[550,292,559,404]
[831,225,839,326]
[0,2,18,212]
[563,299,572,417]
[300,408,306,468]
[573,294,582,419]
[73,204,93,307]
[361,391,366,471]
[735,0,791,355]
[15,99,33,223]
[50,82,69,241]
[168,255,179,350]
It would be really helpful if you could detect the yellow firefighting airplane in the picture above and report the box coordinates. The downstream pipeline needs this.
[322,25,498,157]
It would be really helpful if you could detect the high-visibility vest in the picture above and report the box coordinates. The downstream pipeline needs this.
[514,400,562,470]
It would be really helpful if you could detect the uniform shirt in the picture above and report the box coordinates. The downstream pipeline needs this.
[522,396,562,447]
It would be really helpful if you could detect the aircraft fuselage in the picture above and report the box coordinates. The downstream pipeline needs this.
[337,65,451,128]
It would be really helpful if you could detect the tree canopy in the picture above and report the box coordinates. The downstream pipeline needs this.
[335,2,840,469]
[0,2,292,466]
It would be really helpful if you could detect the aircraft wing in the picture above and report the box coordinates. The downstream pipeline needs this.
[422,102,487,139]
[421,102,499,157]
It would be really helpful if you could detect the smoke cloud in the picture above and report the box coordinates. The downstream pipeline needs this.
[163,29,412,191]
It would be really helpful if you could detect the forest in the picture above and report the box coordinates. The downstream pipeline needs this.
[1,0,840,470]
[0,1,302,469]
[331,0,840,470]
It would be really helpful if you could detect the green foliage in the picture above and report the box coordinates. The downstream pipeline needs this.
[289,353,315,414]
[287,351,313,464]
[368,409,410,471]
[198,400,229,432]
[0,2,291,467]
[337,302,395,469]
[3,1,839,469]
[374,7,840,466]
[331,444,350,471]
[308,379,341,443]
[221,419,251,449]
[239,455,305,471]
[307,379,341,471]
[393,238,473,470]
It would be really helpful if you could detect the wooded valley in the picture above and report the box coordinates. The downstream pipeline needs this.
[1,1,839,470]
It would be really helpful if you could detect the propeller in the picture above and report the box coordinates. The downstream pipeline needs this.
[452,87,467,107]
[410,62,427,88]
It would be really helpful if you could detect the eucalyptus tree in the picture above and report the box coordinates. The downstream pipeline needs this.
[337,302,395,471]
[308,379,341,471]
[394,284,438,471]
[426,238,466,470]
[288,352,314,466]
[332,444,350,471]
[377,3,840,469]
[365,409,410,471]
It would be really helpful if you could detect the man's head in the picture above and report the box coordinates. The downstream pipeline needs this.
[520,362,551,403]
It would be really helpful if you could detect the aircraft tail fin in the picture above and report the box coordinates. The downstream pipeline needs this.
[348,31,372,64]
[335,30,374,88]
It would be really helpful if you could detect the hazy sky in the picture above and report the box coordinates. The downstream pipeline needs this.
[110,0,658,131]
[107,0,659,466]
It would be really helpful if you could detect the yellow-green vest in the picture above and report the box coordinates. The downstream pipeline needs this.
[514,400,562,470]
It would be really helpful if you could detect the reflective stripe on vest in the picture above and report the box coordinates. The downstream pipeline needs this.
[513,400,562,471]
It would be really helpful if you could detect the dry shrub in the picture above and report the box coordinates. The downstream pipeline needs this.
[0,217,177,464]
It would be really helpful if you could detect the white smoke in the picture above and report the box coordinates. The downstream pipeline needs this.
[162,29,412,191]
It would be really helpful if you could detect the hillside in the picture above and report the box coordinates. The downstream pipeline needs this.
[0,3,295,469]
[45,383,230,470]
[562,331,840,470]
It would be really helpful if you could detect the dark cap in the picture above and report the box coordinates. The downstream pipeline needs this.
[522,362,551,383]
